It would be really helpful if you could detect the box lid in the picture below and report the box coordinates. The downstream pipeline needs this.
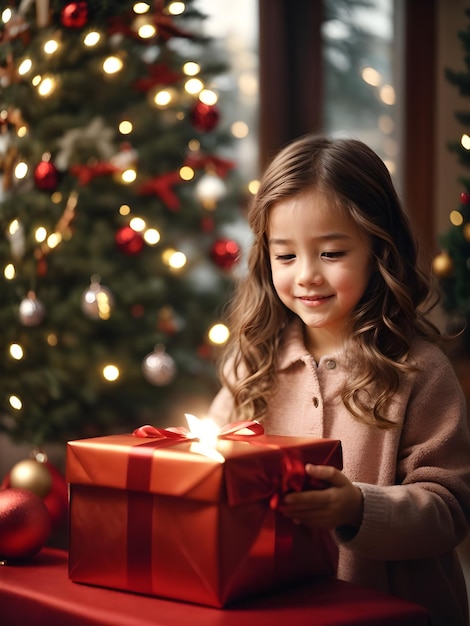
[67,433,342,505]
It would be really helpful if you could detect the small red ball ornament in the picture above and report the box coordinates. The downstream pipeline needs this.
[61,2,88,28]
[34,161,59,191]
[0,488,51,560]
[211,238,240,269]
[190,101,220,132]
[115,226,145,255]
[460,191,470,205]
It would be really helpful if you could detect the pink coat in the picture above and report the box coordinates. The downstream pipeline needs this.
[208,320,470,625]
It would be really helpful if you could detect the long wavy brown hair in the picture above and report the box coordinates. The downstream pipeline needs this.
[219,135,442,427]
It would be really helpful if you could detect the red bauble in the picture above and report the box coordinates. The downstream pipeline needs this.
[34,161,58,191]
[0,488,51,560]
[61,2,88,28]
[115,226,145,255]
[190,101,220,132]
[1,460,68,532]
[211,238,240,269]
[460,191,470,205]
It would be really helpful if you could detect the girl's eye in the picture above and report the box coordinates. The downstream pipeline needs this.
[274,253,295,261]
[321,251,346,259]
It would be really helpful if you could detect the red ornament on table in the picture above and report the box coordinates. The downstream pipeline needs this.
[2,458,68,532]
[210,238,240,269]
[61,2,88,28]
[115,226,145,255]
[34,161,58,191]
[0,488,51,560]
[190,101,220,132]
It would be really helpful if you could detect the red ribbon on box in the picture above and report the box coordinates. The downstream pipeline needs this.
[126,421,309,596]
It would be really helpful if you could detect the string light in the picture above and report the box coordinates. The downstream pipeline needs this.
[179,165,194,181]
[4,263,15,280]
[35,227,47,243]
[153,88,176,108]
[102,364,120,381]
[183,62,200,76]
[450,210,464,226]
[184,78,203,95]
[43,39,59,55]
[119,120,133,134]
[199,89,218,105]
[133,2,150,13]
[461,134,470,150]
[143,228,160,245]
[84,31,101,47]
[18,59,32,75]
[14,161,28,180]
[129,217,146,231]
[9,395,22,410]
[103,56,123,74]
[168,2,185,15]
[162,248,187,270]
[37,76,57,97]
[208,323,229,345]
[9,344,23,360]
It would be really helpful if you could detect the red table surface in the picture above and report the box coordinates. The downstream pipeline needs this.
[0,548,430,626]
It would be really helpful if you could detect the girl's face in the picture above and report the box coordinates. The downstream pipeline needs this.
[268,189,373,355]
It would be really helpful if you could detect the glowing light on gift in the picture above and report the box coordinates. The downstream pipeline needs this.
[9,344,24,360]
[37,76,56,97]
[461,133,470,150]
[35,226,47,243]
[179,165,194,181]
[133,2,150,13]
[119,120,133,135]
[168,1,185,15]
[103,56,123,75]
[102,364,120,382]
[4,263,15,280]
[129,217,146,232]
[84,31,101,47]
[199,89,218,106]
[18,59,32,76]
[143,228,160,245]
[185,78,203,95]
[14,161,28,180]
[44,39,59,55]
[208,323,230,345]
[185,413,225,462]
[9,395,22,410]
[183,62,200,76]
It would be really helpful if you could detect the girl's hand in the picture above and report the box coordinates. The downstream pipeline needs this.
[279,464,364,531]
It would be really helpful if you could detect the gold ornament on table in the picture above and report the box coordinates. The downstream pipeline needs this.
[9,456,52,498]
[432,251,454,278]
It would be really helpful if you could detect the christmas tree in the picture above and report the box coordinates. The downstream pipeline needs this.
[433,8,470,353]
[0,0,243,447]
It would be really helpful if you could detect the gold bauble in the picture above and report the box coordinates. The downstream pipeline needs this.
[9,459,52,498]
[432,252,453,278]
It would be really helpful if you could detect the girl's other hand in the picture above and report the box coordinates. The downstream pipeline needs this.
[279,464,364,531]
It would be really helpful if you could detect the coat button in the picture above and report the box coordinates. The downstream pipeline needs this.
[312,396,319,408]
[325,359,336,369]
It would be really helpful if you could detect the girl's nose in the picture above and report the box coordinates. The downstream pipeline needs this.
[296,260,323,286]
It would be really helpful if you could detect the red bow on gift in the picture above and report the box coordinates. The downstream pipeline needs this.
[133,419,264,441]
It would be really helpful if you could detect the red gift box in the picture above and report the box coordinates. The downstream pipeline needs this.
[66,423,342,608]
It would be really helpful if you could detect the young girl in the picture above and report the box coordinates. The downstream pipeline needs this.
[208,135,470,625]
